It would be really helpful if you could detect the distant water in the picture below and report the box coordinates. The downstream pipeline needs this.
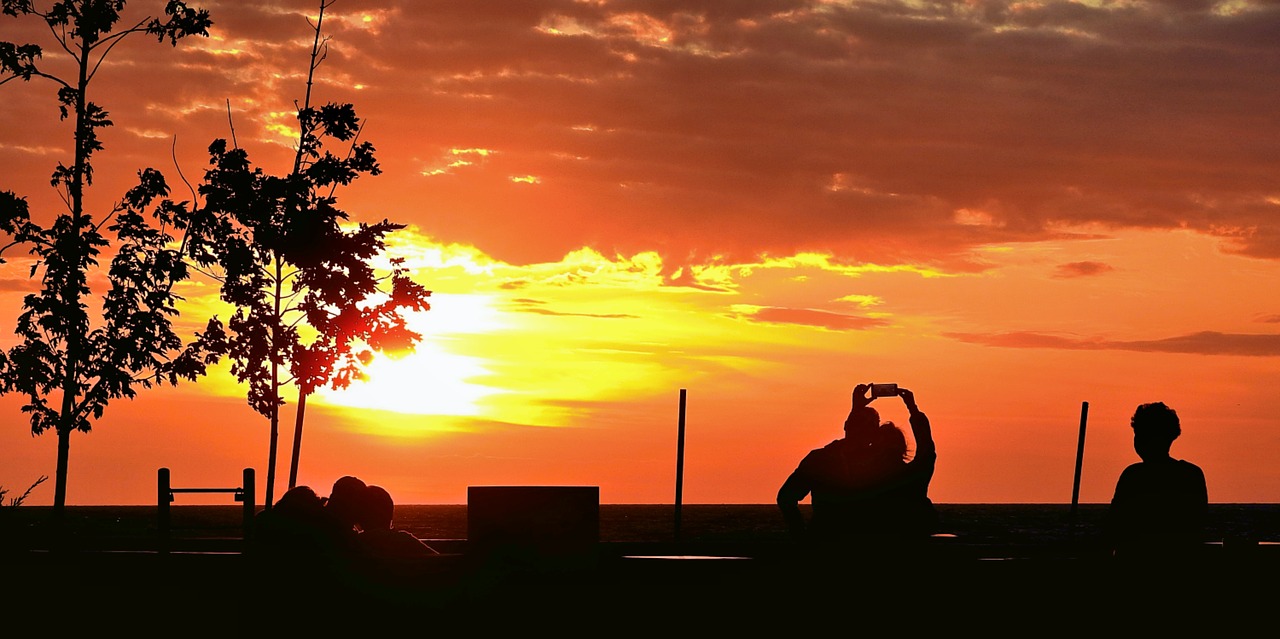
[5,503,1275,547]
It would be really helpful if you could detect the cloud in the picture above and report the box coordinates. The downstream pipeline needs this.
[0,279,32,292]
[734,306,890,331]
[507,298,638,319]
[1053,261,1115,278]
[945,330,1280,357]
[664,268,734,293]
[3,1,1279,271]
[1258,314,1280,324]
[519,308,637,319]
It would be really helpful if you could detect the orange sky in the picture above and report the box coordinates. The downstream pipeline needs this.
[2,0,1279,506]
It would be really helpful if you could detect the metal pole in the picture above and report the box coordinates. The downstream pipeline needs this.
[241,468,256,542]
[157,468,171,554]
[675,388,687,541]
[1070,401,1089,519]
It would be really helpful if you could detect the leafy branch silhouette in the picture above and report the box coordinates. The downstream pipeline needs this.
[0,0,216,523]
[193,0,431,507]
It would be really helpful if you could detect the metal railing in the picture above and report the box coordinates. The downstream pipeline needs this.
[157,467,256,553]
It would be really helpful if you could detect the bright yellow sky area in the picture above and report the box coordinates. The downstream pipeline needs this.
[34,221,1257,506]
[3,219,1279,506]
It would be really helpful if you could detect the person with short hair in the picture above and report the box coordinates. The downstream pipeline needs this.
[355,484,440,558]
[1105,402,1208,561]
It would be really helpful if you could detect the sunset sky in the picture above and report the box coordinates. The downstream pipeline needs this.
[2,0,1278,507]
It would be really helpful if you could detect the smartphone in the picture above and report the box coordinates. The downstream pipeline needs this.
[870,383,899,397]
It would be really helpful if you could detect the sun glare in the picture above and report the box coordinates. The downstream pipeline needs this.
[315,341,493,417]
[313,293,505,418]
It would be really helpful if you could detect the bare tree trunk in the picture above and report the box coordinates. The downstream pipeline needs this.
[288,390,308,491]
[52,428,71,528]
[266,405,278,509]
[264,259,284,508]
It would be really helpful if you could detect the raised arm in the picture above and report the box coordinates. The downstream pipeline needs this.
[899,388,935,462]
[853,383,872,408]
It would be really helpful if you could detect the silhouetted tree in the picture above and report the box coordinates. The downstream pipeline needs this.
[0,1,219,523]
[197,0,430,508]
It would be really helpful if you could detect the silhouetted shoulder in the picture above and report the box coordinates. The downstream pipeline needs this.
[1175,458,1207,483]
[357,528,440,558]
[1107,458,1208,558]
[1114,458,1207,498]
[795,440,841,469]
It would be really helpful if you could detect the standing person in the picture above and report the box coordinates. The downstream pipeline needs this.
[1105,402,1208,562]
[777,383,938,548]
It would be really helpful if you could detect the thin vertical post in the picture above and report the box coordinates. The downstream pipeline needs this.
[241,468,256,542]
[674,388,687,541]
[157,467,172,554]
[1070,401,1089,519]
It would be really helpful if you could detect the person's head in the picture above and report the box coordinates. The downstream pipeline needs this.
[325,475,368,527]
[257,486,326,550]
[274,485,324,516]
[358,485,395,532]
[871,422,908,463]
[844,406,880,439]
[1130,402,1180,461]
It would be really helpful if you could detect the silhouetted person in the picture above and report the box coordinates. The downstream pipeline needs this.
[777,383,938,550]
[250,484,334,579]
[319,475,367,556]
[355,484,440,558]
[1105,402,1208,562]
[248,483,368,609]
[250,484,330,560]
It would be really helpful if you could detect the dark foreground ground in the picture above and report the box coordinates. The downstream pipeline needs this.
[4,537,1276,637]
[4,503,1277,636]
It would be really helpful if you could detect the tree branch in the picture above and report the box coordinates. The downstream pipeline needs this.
[88,201,124,235]
[45,18,78,61]
[189,263,227,284]
[293,0,332,175]
[0,69,73,90]
[86,18,152,83]
[225,99,239,149]
[172,135,199,210]
[328,118,367,199]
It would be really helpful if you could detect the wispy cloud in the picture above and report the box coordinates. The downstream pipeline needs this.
[945,330,1280,357]
[0,279,33,292]
[1053,261,1114,278]
[733,305,890,331]
[508,298,637,319]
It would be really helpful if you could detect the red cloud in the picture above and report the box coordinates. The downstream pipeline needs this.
[945,331,1280,357]
[1053,261,1114,278]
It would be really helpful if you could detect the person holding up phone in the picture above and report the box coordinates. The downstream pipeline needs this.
[777,383,939,549]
